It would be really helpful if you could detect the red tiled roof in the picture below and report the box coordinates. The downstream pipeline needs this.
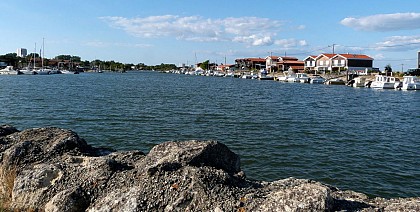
[336,54,373,60]
[290,65,304,70]
[320,53,336,58]
[279,56,299,61]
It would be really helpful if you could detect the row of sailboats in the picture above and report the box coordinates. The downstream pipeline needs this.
[6,38,77,75]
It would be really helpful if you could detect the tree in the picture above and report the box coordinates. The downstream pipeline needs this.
[0,53,19,67]
[384,64,392,72]
[200,60,209,70]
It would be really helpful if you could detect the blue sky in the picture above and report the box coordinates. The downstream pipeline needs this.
[1,0,420,70]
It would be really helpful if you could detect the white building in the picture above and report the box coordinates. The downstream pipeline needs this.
[17,48,27,57]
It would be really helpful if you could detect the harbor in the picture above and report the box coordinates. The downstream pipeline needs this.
[1,71,418,199]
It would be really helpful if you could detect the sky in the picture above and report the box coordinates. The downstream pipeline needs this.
[1,0,420,70]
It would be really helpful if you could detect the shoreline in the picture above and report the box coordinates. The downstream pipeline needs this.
[1,125,419,211]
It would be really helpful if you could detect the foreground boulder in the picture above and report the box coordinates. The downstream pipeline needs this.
[0,125,419,211]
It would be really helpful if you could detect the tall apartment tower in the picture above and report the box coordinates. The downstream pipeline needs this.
[17,48,27,57]
[418,50,420,68]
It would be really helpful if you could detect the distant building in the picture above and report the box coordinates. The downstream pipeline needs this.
[418,50,420,68]
[234,58,266,70]
[304,53,373,75]
[17,48,27,57]
[265,56,304,73]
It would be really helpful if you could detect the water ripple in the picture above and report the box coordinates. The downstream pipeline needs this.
[1,72,419,198]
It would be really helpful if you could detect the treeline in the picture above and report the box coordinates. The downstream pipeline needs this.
[0,53,178,71]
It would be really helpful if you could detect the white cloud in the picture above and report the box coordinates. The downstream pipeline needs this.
[274,38,307,48]
[100,15,283,46]
[233,35,273,46]
[340,12,420,31]
[85,41,152,48]
[297,25,306,30]
[373,53,385,60]
[375,35,420,51]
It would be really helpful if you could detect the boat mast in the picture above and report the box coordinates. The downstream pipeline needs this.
[34,43,36,69]
[42,38,44,70]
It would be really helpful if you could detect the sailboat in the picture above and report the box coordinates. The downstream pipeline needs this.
[36,38,52,75]
[20,43,38,75]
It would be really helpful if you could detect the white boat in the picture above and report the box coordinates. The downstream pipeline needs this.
[310,75,326,84]
[0,66,20,75]
[241,72,258,79]
[60,69,71,74]
[276,74,288,82]
[370,75,399,89]
[276,71,293,82]
[325,78,345,85]
[36,69,51,75]
[258,74,274,80]
[401,76,420,90]
[348,77,366,87]
[36,38,52,75]
[19,67,37,75]
[286,73,297,82]
[295,73,310,83]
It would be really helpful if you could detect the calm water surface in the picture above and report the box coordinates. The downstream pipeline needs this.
[0,71,419,198]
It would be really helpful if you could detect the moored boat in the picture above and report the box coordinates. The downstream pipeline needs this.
[0,66,21,75]
[348,77,366,87]
[295,73,310,83]
[325,78,345,85]
[370,75,399,89]
[401,75,420,90]
[309,75,325,84]
[19,67,37,75]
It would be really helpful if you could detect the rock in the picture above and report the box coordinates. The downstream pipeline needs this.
[44,187,90,212]
[142,140,241,174]
[0,126,419,211]
[0,125,19,137]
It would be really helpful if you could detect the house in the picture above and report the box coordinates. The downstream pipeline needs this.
[265,56,304,73]
[314,54,335,73]
[235,58,266,70]
[265,56,279,72]
[331,54,373,75]
[305,53,374,74]
[303,55,317,72]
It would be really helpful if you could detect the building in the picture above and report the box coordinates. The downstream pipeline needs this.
[314,53,336,73]
[265,56,304,73]
[418,50,420,68]
[16,48,27,57]
[304,53,374,74]
[234,58,266,70]
[331,54,373,75]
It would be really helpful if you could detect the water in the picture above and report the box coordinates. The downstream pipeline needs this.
[1,71,419,198]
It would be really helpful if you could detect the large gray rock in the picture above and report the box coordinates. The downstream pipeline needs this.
[0,125,419,211]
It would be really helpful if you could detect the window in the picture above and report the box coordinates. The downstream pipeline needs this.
[341,60,345,65]
[334,60,338,65]
[311,61,315,66]
[326,60,330,65]
[320,61,324,66]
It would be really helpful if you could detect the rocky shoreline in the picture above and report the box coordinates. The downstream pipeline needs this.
[0,125,418,211]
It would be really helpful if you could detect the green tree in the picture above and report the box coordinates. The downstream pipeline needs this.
[200,60,209,70]
[385,64,392,72]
